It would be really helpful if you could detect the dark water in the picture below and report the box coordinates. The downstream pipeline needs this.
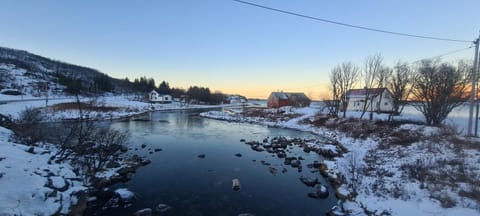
[105,109,336,215]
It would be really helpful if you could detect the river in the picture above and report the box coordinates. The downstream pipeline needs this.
[103,109,337,215]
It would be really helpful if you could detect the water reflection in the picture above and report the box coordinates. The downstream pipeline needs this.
[105,110,336,216]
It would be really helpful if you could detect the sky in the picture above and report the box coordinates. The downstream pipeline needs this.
[0,0,479,99]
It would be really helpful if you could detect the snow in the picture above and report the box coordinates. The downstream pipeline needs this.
[115,188,135,200]
[0,127,86,215]
[200,105,480,216]
[0,94,245,122]
[51,176,67,189]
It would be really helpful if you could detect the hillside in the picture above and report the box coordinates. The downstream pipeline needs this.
[0,46,122,96]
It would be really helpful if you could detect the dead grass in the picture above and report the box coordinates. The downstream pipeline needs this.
[243,107,301,122]
[50,102,119,112]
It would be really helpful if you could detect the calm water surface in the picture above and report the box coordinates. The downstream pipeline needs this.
[105,109,336,215]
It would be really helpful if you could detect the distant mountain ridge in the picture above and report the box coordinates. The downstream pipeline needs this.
[0,46,120,95]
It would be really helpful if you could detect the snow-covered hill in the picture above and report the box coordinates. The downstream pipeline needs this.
[0,46,120,97]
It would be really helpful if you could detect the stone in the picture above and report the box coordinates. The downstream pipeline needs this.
[141,159,151,165]
[154,148,162,152]
[260,160,270,166]
[291,160,301,168]
[114,188,135,202]
[276,151,286,158]
[134,208,153,216]
[268,167,278,176]
[156,203,172,213]
[26,146,35,154]
[299,176,318,187]
[251,145,264,152]
[197,154,206,158]
[141,144,147,148]
[235,153,242,157]
[232,178,241,191]
[307,185,329,199]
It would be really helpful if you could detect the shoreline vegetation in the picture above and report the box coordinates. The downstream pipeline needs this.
[200,106,480,216]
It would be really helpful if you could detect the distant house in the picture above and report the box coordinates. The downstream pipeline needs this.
[267,92,311,108]
[345,88,393,112]
[149,90,172,103]
[226,95,247,104]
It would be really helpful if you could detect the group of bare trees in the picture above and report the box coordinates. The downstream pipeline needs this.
[13,98,129,184]
[328,54,472,126]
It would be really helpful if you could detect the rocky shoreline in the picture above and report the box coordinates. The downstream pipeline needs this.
[240,135,351,215]
[69,150,154,215]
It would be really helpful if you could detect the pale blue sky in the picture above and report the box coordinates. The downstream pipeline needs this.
[0,0,478,98]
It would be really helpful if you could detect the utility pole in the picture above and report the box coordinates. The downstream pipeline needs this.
[468,35,480,136]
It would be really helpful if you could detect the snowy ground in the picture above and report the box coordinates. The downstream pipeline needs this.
[200,106,480,216]
[0,127,86,215]
[0,94,244,121]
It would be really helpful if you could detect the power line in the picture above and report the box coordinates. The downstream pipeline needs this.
[233,0,474,44]
[411,46,473,63]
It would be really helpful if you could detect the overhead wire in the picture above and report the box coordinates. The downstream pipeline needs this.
[411,46,473,63]
[233,0,474,44]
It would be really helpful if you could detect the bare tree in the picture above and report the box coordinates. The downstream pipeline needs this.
[412,59,470,126]
[332,62,360,118]
[328,66,342,117]
[361,54,384,120]
[388,61,414,120]
[13,107,46,145]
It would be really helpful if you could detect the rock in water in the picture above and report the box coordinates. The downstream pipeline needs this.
[307,185,329,199]
[197,154,206,158]
[232,178,241,191]
[268,167,278,176]
[114,188,135,202]
[156,203,172,213]
[134,208,153,216]
[299,176,318,187]
[235,153,242,157]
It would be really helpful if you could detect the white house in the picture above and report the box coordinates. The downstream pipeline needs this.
[148,90,172,103]
[227,95,247,104]
[345,88,393,112]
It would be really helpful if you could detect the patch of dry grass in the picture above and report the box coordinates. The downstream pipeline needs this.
[50,102,119,112]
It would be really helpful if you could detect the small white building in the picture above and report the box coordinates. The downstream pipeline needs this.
[227,95,247,104]
[149,90,172,103]
[345,88,393,112]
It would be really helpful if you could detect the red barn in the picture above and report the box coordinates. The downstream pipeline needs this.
[267,92,311,108]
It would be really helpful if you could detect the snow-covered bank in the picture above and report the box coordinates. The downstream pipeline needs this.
[0,127,86,215]
[0,94,245,122]
[200,107,480,216]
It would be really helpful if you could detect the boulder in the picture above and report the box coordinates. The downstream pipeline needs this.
[134,208,153,216]
[299,176,318,187]
[114,188,135,202]
[308,185,329,199]
[268,167,278,176]
[156,203,172,213]
[291,160,301,168]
